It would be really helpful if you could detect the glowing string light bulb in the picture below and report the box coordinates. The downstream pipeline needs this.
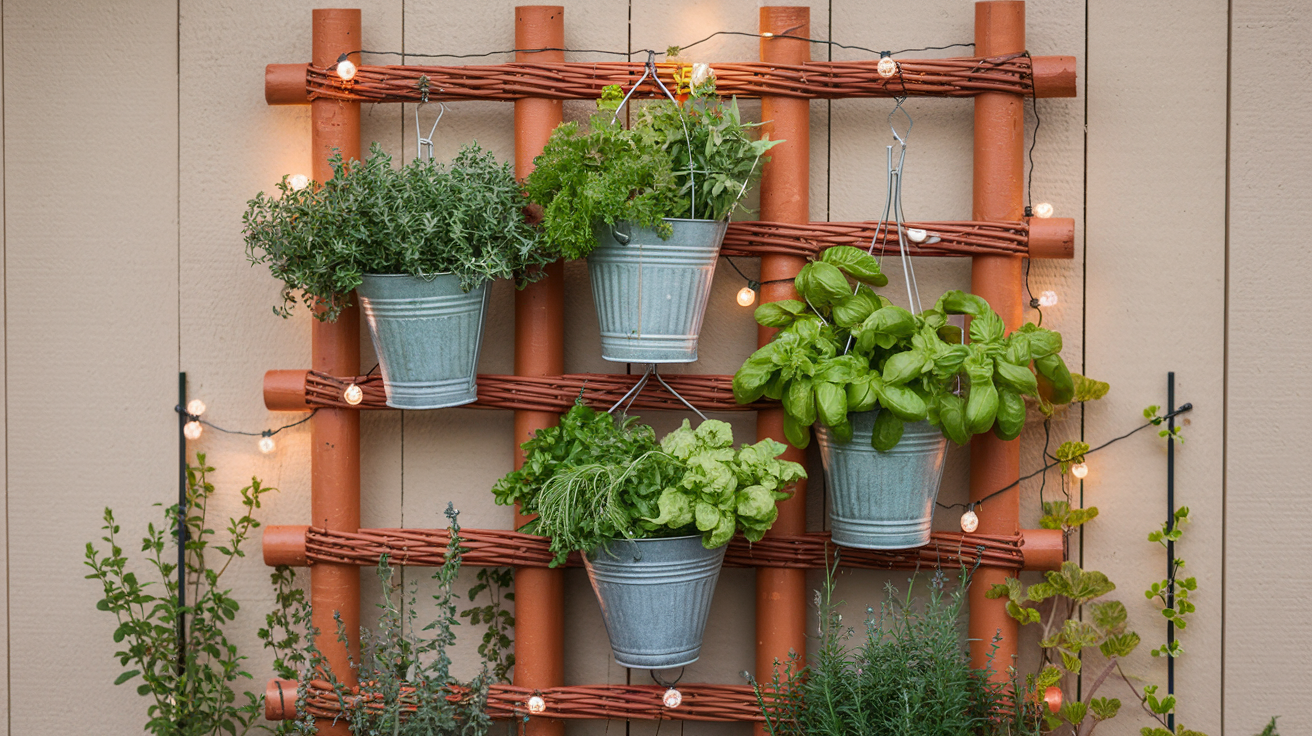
[258,432,276,454]
[1037,290,1059,308]
[877,52,897,78]
[1032,202,1054,219]
[336,53,357,81]
[288,174,310,191]
[343,383,364,406]
[737,285,757,307]
[662,688,683,708]
[183,421,203,441]
[1071,461,1089,480]
[761,31,774,38]
[960,508,979,533]
[526,695,546,714]
[187,399,206,417]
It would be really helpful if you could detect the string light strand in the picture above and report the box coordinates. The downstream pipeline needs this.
[176,405,318,439]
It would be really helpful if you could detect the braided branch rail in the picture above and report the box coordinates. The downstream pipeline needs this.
[293,527,1028,572]
[295,55,1067,104]
[719,219,1029,258]
[274,680,772,722]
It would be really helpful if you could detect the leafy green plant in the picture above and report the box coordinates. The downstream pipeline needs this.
[1146,506,1197,652]
[85,455,292,736]
[491,401,804,564]
[525,81,780,260]
[244,142,549,321]
[289,504,496,735]
[734,266,1094,451]
[1144,405,1185,443]
[752,563,1031,736]
[460,567,515,683]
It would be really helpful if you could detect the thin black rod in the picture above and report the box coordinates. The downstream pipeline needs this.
[1166,371,1176,732]
[176,373,187,680]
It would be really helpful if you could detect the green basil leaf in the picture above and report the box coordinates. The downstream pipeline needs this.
[754,299,808,328]
[876,383,928,422]
[803,261,852,307]
[994,388,1026,440]
[1036,354,1075,405]
[820,245,889,287]
[936,290,991,318]
[882,350,926,385]
[815,381,848,427]
[783,413,811,450]
[995,359,1039,397]
[965,382,1000,435]
[871,411,905,452]
[935,393,970,445]
[732,359,774,404]
[783,378,817,426]
[846,376,879,413]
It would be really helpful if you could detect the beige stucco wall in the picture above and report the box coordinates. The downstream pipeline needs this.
[2,0,1306,734]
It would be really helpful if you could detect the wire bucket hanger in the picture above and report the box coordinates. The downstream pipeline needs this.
[414,100,447,162]
[609,50,699,220]
[606,364,709,423]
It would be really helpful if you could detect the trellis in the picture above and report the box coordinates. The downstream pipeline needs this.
[258,4,1076,732]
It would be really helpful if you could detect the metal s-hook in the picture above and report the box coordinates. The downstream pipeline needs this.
[888,95,913,147]
[415,101,446,162]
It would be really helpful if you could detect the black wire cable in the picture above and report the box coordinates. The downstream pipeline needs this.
[721,256,793,289]
[937,404,1194,513]
[176,406,318,437]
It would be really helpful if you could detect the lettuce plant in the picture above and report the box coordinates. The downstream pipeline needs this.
[733,247,1088,451]
[525,82,780,260]
[243,142,550,322]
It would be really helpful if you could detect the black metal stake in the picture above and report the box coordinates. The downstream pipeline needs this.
[177,372,188,680]
[1166,372,1176,733]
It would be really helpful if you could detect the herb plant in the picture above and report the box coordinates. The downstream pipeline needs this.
[85,455,292,736]
[733,252,1091,451]
[244,142,549,322]
[752,563,1027,736]
[525,81,780,260]
[491,401,804,565]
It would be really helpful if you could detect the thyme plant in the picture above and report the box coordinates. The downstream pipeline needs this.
[85,455,292,736]
[244,143,550,322]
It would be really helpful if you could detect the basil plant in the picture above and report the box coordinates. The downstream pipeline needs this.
[732,246,1077,451]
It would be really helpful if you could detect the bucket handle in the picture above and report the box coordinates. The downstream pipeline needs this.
[611,223,632,246]
[600,537,643,563]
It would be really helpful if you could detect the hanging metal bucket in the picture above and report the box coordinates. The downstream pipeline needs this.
[356,273,490,410]
[583,535,726,669]
[588,218,728,363]
[815,411,949,549]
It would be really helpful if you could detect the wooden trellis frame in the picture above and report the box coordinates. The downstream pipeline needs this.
[259,4,1075,732]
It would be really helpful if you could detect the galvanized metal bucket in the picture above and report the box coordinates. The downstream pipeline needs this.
[356,273,489,410]
[583,535,726,669]
[815,411,949,549]
[587,218,728,363]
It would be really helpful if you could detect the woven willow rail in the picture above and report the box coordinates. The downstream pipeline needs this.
[301,527,1027,572]
[719,220,1029,258]
[286,680,770,722]
[306,55,1037,103]
[306,371,750,412]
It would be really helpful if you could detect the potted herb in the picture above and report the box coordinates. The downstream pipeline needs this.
[492,402,805,668]
[244,142,549,409]
[732,250,1083,548]
[525,76,780,363]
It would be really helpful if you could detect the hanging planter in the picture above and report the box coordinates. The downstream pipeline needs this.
[815,411,947,549]
[584,535,726,668]
[589,218,728,363]
[357,273,490,409]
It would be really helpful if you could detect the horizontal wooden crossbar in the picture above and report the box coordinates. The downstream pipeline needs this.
[266,679,771,722]
[265,55,1077,105]
[720,218,1073,260]
[263,525,1066,573]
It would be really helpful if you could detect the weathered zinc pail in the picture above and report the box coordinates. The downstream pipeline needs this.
[588,218,728,363]
[356,273,489,410]
[815,411,949,549]
[583,535,726,669]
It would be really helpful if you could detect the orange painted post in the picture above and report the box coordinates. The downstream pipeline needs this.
[512,8,565,736]
[309,9,362,735]
[755,8,810,726]
[969,0,1026,679]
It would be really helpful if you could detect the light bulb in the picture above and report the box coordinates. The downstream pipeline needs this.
[737,286,757,307]
[258,435,276,454]
[343,383,364,406]
[906,228,928,244]
[1043,685,1063,714]
[1071,462,1089,479]
[960,509,979,533]
[183,421,203,441]
[1033,202,1054,219]
[187,399,206,417]
[662,688,683,708]
[761,31,774,38]
[1037,290,1058,308]
[288,174,309,191]
[336,54,357,81]
[526,695,546,714]
[690,62,714,91]
[877,54,897,78]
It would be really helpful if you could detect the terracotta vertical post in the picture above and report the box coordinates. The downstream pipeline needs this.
[969,0,1025,679]
[512,8,565,736]
[755,8,810,728]
[310,9,362,735]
